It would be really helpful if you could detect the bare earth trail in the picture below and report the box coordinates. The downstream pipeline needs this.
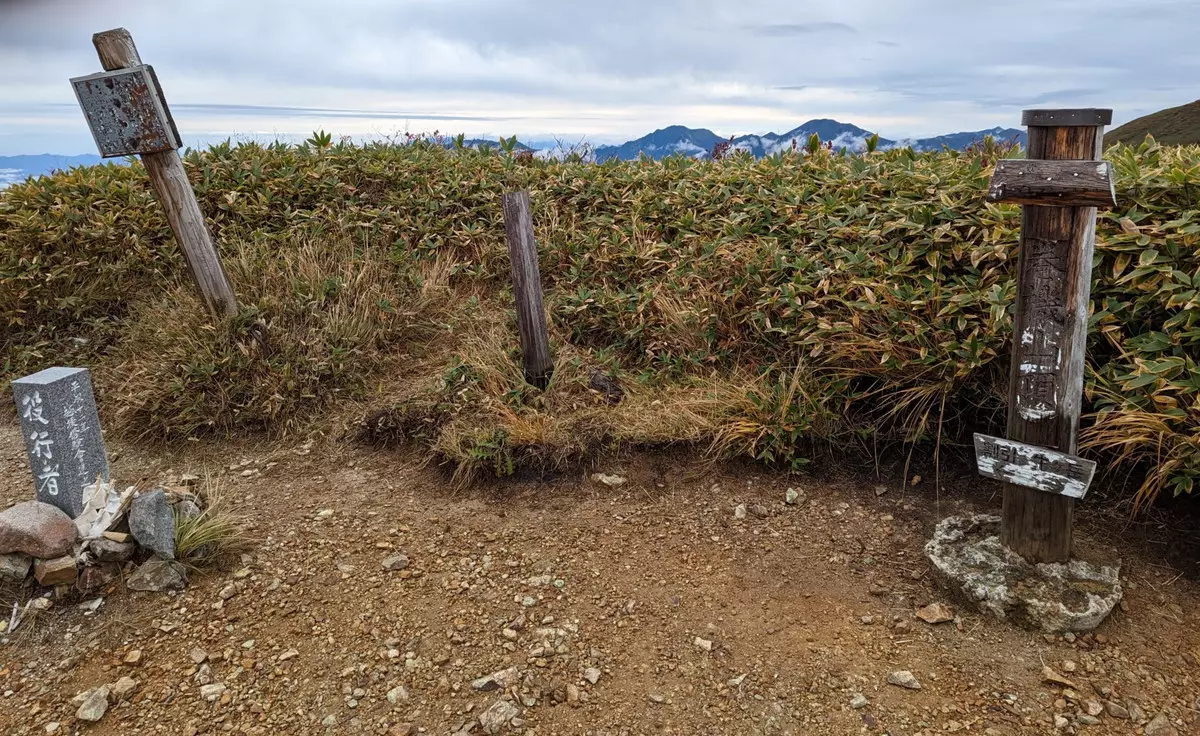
[0,419,1197,736]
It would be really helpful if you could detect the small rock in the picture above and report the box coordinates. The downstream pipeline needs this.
[916,602,954,624]
[75,686,109,722]
[389,724,414,736]
[111,676,138,700]
[1054,715,1069,729]
[589,473,626,487]
[200,683,227,702]
[44,723,60,734]
[123,650,142,666]
[850,694,869,709]
[75,563,116,592]
[1143,712,1174,735]
[694,636,713,651]
[874,485,889,497]
[101,531,130,543]
[785,488,801,505]
[727,674,747,687]
[129,489,176,559]
[478,698,520,735]
[218,584,237,600]
[566,683,581,706]
[1104,701,1129,719]
[887,671,921,690]
[278,650,299,661]
[748,504,769,519]
[648,693,667,704]
[34,555,77,586]
[0,552,32,582]
[734,504,747,520]
[127,558,187,592]
[382,554,410,571]
[386,685,409,704]
[1041,665,1078,689]
[583,667,602,685]
[472,665,521,691]
[868,583,888,596]
[1128,701,1147,724]
[1077,714,1100,726]
[90,538,135,563]
[190,648,209,664]
[0,501,78,559]
[321,715,337,727]
[860,615,875,625]
[1084,700,1103,717]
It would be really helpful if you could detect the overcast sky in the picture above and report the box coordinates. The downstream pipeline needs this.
[1,0,1197,155]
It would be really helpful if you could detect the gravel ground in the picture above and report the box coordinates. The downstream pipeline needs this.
[1,420,1197,736]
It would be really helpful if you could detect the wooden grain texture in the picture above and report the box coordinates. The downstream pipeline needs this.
[988,159,1116,208]
[91,28,238,319]
[501,191,554,389]
[1021,109,1113,127]
[974,434,1096,499]
[1000,115,1107,562]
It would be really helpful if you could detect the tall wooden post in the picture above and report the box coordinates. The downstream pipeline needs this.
[91,28,238,319]
[501,191,554,389]
[996,108,1112,563]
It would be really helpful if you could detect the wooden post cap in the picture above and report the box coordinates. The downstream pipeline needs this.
[1021,109,1113,127]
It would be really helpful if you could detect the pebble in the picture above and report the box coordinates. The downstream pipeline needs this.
[583,667,602,685]
[590,473,626,487]
[472,666,521,691]
[694,636,713,651]
[200,683,227,702]
[111,676,138,700]
[648,693,667,704]
[278,649,299,661]
[916,603,954,624]
[218,584,237,600]
[75,686,109,722]
[887,671,921,690]
[785,488,801,505]
[123,650,142,666]
[382,554,410,571]
[850,694,869,709]
[1077,715,1100,726]
[1054,715,1069,729]
[190,648,209,664]
[44,723,60,734]
[387,685,410,704]
[1104,700,1129,719]
[1144,713,1174,735]
[734,504,747,520]
[478,699,520,735]
[748,504,769,518]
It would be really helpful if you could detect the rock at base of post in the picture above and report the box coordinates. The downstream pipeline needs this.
[924,514,1121,633]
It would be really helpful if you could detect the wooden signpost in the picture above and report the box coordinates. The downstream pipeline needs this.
[71,28,238,319]
[979,108,1116,563]
[501,191,554,389]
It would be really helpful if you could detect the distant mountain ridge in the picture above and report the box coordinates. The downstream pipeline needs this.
[1,120,1027,189]
[592,120,1026,161]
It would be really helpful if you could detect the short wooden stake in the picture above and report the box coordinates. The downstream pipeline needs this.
[994,108,1114,563]
[90,28,238,319]
[500,191,554,389]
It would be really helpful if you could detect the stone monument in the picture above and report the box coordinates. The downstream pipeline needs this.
[11,367,110,518]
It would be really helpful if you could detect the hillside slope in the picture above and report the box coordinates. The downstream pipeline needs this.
[1106,99,1200,147]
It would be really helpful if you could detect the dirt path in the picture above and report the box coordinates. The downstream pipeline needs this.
[1,419,1197,736]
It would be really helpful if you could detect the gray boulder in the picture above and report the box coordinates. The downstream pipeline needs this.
[0,552,32,582]
[127,558,187,592]
[90,538,136,562]
[129,490,176,559]
[0,501,78,559]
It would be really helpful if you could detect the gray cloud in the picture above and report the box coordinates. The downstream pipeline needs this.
[743,22,857,37]
[0,0,1197,154]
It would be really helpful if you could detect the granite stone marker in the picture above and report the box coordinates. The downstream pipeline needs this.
[11,367,109,518]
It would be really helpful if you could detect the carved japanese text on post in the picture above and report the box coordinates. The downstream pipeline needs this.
[11,367,110,517]
[1014,237,1069,422]
[71,65,181,157]
[974,433,1096,498]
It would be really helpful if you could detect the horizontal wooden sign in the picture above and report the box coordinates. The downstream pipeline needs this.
[71,65,181,157]
[988,159,1116,208]
[973,433,1097,499]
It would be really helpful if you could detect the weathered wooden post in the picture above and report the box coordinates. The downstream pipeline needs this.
[973,108,1116,563]
[500,190,554,389]
[71,28,238,319]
